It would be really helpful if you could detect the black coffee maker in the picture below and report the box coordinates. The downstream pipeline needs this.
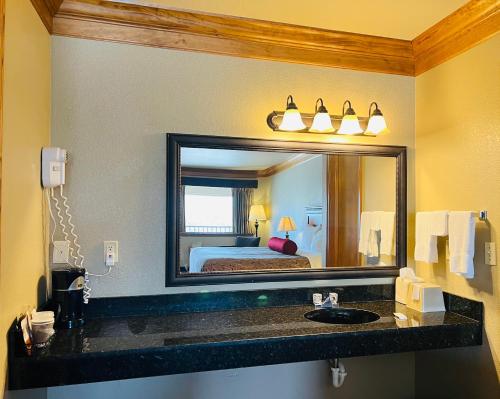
[52,267,85,328]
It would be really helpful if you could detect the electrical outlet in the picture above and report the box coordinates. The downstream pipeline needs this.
[104,241,119,265]
[485,242,496,265]
[53,241,70,263]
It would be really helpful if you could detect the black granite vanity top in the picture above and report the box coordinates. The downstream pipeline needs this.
[8,285,482,390]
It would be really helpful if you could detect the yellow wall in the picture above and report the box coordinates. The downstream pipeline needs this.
[415,34,500,398]
[0,0,51,395]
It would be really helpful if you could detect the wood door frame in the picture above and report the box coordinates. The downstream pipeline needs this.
[326,154,362,268]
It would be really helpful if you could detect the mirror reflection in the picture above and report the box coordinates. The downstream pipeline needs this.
[178,147,396,275]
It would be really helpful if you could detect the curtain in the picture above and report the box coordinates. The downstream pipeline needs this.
[232,188,253,235]
[179,185,186,233]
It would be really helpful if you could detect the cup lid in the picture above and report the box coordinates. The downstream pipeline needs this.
[31,311,55,323]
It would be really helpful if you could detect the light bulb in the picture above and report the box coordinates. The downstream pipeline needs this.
[365,102,388,135]
[310,98,334,133]
[278,95,306,131]
[338,100,362,135]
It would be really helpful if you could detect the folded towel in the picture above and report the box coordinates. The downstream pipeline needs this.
[414,211,449,263]
[449,211,475,279]
[359,212,375,256]
[377,211,395,255]
[359,211,396,256]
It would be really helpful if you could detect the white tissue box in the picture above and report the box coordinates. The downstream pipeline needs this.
[406,283,446,313]
[396,276,424,304]
[395,277,411,304]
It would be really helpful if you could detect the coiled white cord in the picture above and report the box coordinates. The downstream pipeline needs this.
[51,188,78,267]
[60,185,85,268]
[57,186,93,304]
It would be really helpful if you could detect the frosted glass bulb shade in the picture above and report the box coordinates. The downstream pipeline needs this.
[365,114,388,135]
[278,109,306,131]
[338,114,363,135]
[310,112,334,133]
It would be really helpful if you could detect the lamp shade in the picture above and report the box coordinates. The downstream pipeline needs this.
[365,102,388,135]
[278,216,297,232]
[278,95,306,131]
[249,205,267,221]
[338,100,363,135]
[310,98,334,133]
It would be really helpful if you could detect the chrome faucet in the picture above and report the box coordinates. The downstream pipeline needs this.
[313,292,339,308]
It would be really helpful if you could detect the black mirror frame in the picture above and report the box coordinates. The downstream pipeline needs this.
[166,133,407,286]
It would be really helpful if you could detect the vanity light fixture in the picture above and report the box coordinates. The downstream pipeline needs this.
[310,98,335,133]
[365,102,388,135]
[278,95,306,131]
[266,96,388,136]
[337,100,363,135]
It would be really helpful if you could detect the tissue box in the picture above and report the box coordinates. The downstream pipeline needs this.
[396,276,424,304]
[406,283,446,313]
[395,277,411,304]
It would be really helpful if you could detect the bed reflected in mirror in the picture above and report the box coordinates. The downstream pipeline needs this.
[177,145,397,276]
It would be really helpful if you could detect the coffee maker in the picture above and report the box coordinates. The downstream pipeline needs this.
[52,267,85,328]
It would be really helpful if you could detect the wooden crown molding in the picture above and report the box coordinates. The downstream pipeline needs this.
[259,154,319,177]
[30,0,499,76]
[181,167,258,180]
[52,0,414,76]
[30,0,64,32]
[413,0,500,75]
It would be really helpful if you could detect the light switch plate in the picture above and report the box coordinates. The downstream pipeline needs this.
[485,242,496,265]
[53,241,70,263]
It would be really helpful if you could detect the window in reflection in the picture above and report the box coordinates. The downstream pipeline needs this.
[184,186,233,234]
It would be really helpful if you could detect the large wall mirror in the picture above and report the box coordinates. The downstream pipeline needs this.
[166,134,406,286]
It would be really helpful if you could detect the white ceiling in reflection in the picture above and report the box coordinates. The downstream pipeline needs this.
[181,148,297,170]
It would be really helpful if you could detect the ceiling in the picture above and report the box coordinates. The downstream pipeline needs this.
[116,0,468,40]
[181,148,297,170]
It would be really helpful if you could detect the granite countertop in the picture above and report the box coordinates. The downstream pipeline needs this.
[8,286,482,390]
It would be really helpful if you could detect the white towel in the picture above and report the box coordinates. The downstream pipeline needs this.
[377,211,395,255]
[449,211,475,279]
[414,211,449,263]
[359,211,395,256]
[359,212,375,256]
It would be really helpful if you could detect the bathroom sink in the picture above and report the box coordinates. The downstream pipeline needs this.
[304,307,380,325]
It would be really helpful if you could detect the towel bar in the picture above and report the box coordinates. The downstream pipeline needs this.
[474,210,488,221]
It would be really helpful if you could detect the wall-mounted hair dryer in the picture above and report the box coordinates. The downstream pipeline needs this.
[42,147,67,188]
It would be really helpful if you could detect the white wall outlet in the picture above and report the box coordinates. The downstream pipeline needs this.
[104,241,119,266]
[485,242,496,265]
[53,241,70,263]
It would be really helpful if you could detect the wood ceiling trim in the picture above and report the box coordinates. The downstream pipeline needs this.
[30,0,500,76]
[30,0,64,32]
[258,154,319,177]
[413,0,500,75]
[181,167,259,180]
[52,0,414,76]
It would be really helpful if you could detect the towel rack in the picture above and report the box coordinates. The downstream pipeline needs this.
[474,210,488,221]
